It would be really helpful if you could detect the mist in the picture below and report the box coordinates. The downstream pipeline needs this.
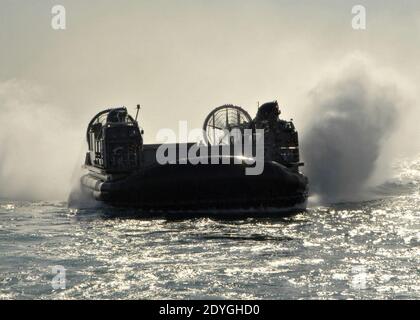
[0,80,85,201]
[0,60,416,202]
[300,57,410,203]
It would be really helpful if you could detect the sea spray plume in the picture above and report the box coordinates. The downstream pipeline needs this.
[301,60,401,203]
[0,80,84,201]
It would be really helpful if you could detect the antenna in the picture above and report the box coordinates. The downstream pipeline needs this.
[135,104,140,122]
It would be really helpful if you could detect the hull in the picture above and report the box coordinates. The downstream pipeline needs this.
[74,160,308,215]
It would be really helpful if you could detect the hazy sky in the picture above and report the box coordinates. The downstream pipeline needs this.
[0,0,419,199]
[1,0,420,136]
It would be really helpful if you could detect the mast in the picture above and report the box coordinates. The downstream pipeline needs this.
[135,104,141,122]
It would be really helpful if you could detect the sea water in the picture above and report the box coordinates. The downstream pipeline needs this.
[0,159,418,299]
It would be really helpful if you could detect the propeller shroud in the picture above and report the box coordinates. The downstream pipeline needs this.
[203,105,252,145]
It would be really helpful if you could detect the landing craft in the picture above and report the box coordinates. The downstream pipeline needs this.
[68,101,308,217]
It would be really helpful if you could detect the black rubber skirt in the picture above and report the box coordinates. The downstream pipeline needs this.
[78,160,308,213]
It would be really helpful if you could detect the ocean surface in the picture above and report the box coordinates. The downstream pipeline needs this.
[0,159,419,300]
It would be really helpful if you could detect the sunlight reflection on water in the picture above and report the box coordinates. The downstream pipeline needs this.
[0,161,419,299]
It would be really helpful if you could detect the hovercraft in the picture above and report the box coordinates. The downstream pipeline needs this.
[69,101,308,216]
